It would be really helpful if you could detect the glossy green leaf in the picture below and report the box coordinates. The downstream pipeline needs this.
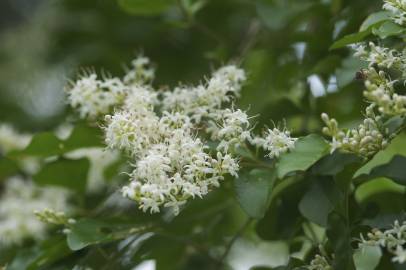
[33,157,90,193]
[357,155,406,185]
[359,11,391,32]
[67,219,116,250]
[353,246,382,270]
[235,169,276,218]
[67,218,144,251]
[19,132,63,157]
[330,30,371,50]
[299,177,340,227]
[277,134,329,178]
[312,151,362,176]
[372,21,405,39]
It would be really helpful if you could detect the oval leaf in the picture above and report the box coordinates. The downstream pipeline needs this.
[235,169,276,218]
[277,134,329,178]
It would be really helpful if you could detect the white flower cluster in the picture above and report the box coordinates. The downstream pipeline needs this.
[162,65,246,123]
[251,128,297,158]
[383,0,406,25]
[353,43,406,116]
[0,123,31,154]
[123,56,155,85]
[322,38,406,157]
[354,42,404,71]
[102,61,247,214]
[306,254,332,270]
[0,176,70,246]
[68,56,297,214]
[321,106,388,157]
[359,220,406,264]
[66,56,155,120]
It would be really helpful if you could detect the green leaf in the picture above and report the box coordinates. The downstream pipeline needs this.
[353,246,382,270]
[312,151,362,176]
[277,134,329,178]
[63,123,104,151]
[67,219,116,250]
[15,124,103,157]
[118,0,175,16]
[235,169,276,218]
[330,30,371,50]
[33,157,90,193]
[299,177,340,227]
[372,21,405,39]
[357,155,406,185]
[355,133,406,177]
[359,11,391,32]
[384,116,406,134]
[19,132,63,157]
[66,218,140,251]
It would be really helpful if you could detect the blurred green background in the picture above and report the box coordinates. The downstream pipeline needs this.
[0,0,381,134]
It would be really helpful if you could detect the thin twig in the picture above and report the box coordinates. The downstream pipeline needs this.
[237,19,261,63]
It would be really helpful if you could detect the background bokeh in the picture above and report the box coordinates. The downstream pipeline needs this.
[0,0,380,133]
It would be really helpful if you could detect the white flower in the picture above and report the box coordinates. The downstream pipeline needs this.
[208,108,252,152]
[162,65,246,123]
[253,128,297,158]
[104,110,160,157]
[123,85,158,112]
[383,0,406,25]
[393,245,406,263]
[359,220,406,264]
[66,73,127,119]
[121,124,239,214]
[0,124,31,154]
[0,176,70,246]
[123,56,155,85]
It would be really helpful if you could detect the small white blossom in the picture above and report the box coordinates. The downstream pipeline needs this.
[162,65,246,123]
[104,110,160,157]
[306,254,332,270]
[208,108,252,152]
[123,56,155,85]
[252,128,297,158]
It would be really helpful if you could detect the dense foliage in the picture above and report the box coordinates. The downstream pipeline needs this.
[0,0,406,269]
